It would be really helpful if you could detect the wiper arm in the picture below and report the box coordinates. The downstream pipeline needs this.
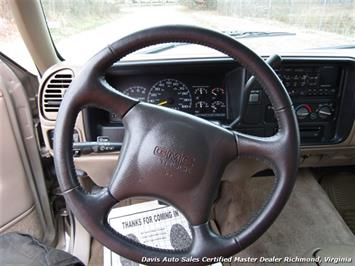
[138,31,295,54]
[309,44,355,50]
[224,31,296,39]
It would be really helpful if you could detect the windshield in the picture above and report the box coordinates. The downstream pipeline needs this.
[42,0,355,62]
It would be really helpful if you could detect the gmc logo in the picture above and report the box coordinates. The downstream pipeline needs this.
[153,146,196,175]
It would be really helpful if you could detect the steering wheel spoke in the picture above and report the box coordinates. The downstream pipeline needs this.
[65,187,118,225]
[234,105,300,177]
[87,77,138,118]
[190,222,241,258]
[234,131,283,170]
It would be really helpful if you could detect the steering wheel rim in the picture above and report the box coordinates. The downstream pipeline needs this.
[54,25,299,264]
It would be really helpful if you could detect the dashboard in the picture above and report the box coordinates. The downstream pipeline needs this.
[39,56,355,169]
[79,57,354,147]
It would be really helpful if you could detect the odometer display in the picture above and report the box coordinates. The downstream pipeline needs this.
[147,79,192,111]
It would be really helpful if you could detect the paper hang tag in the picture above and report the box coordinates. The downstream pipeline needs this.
[103,200,222,266]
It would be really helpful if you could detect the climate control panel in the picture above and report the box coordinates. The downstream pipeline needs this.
[295,102,335,122]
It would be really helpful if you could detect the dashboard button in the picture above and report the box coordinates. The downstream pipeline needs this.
[249,92,260,103]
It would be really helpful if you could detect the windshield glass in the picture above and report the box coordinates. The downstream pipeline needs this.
[42,0,355,62]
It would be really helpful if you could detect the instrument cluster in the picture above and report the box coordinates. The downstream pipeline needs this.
[118,78,227,121]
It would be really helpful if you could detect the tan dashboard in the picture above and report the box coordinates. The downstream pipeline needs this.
[38,59,355,186]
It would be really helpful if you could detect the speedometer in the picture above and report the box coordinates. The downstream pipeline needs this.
[147,79,192,111]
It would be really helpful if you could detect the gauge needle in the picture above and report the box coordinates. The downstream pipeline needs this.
[158,100,168,106]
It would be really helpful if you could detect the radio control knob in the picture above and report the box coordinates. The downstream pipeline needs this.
[318,106,332,119]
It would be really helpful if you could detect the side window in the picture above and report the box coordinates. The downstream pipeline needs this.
[0,0,37,73]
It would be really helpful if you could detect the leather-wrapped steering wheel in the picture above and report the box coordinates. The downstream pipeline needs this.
[54,25,299,264]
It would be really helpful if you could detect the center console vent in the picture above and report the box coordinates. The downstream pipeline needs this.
[41,69,74,120]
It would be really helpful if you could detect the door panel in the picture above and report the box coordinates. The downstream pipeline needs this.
[0,58,55,243]
[0,88,34,227]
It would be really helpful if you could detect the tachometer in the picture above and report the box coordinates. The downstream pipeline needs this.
[122,86,147,101]
[147,79,192,111]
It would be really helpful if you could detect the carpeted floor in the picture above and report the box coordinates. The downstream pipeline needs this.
[88,169,355,266]
[321,171,355,234]
[88,238,103,266]
[214,169,355,265]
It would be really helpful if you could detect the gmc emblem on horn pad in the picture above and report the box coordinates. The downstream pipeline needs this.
[153,146,196,175]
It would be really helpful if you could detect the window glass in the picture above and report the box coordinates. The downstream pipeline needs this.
[0,0,37,73]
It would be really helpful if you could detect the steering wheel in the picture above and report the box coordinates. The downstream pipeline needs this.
[54,25,299,264]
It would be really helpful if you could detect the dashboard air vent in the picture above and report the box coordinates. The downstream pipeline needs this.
[42,69,73,120]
